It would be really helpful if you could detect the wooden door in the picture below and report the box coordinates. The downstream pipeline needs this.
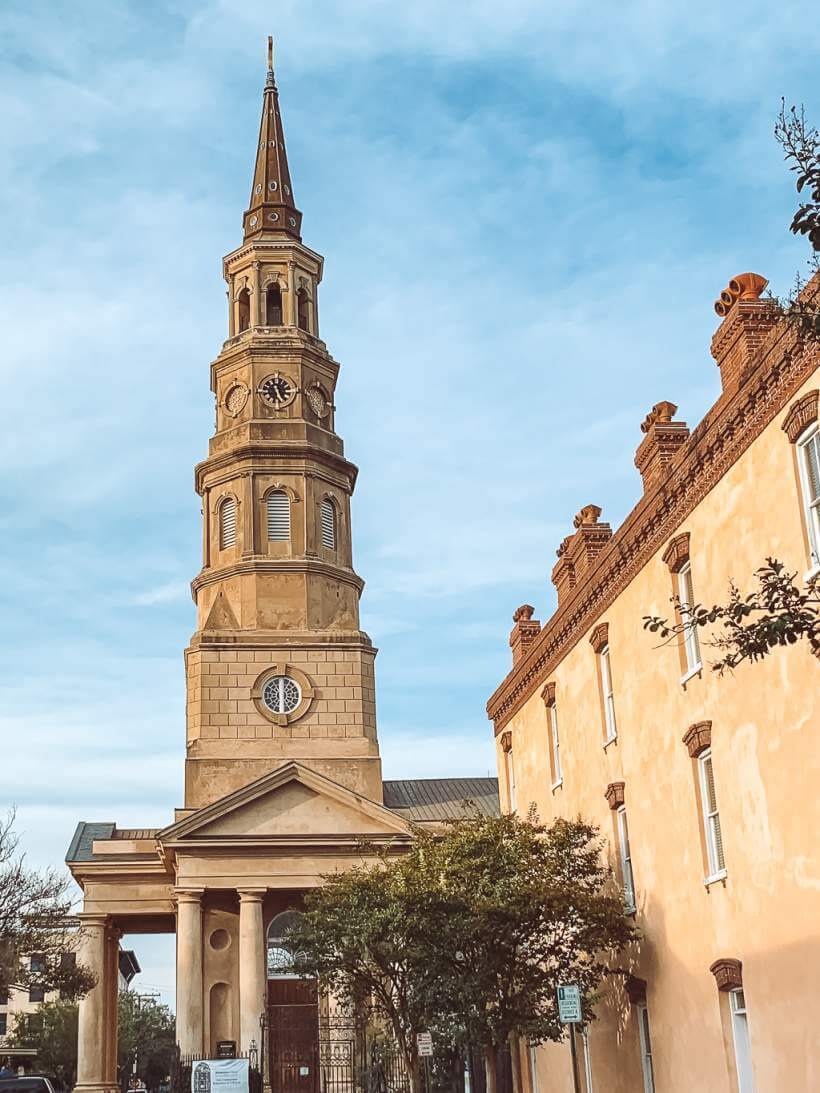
[267,979,319,1093]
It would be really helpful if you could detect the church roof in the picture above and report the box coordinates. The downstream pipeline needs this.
[382,778,500,822]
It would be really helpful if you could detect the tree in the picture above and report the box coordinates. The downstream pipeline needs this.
[0,812,94,1000]
[643,558,819,673]
[774,103,820,339]
[6,999,78,1088]
[117,991,176,1091]
[289,811,636,1093]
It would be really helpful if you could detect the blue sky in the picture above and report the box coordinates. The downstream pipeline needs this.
[2,0,818,1004]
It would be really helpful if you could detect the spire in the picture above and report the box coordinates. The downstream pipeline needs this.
[243,36,303,242]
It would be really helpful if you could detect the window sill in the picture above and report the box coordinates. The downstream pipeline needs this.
[704,869,728,889]
[551,779,563,793]
[603,735,618,751]
[681,663,703,687]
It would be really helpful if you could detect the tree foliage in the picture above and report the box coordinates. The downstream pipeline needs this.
[774,102,820,339]
[644,558,820,673]
[0,813,94,1000]
[6,999,78,1088]
[288,811,636,1093]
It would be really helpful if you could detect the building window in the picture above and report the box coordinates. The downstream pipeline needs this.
[266,283,283,326]
[506,748,517,812]
[0,987,7,1005]
[699,748,726,880]
[219,497,237,549]
[797,425,820,567]
[29,986,45,1003]
[636,1003,656,1093]
[320,498,336,550]
[266,490,291,541]
[616,805,636,913]
[580,1027,594,1093]
[237,287,251,333]
[0,1012,6,1036]
[678,561,702,675]
[548,702,562,788]
[729,989,756,1092]
[297,287,310,332]
[599,644,617,743]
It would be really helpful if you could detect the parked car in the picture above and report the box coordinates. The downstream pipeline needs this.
[0,1078,58,1093]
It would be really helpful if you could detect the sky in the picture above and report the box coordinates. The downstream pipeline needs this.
[1,0,818,1007]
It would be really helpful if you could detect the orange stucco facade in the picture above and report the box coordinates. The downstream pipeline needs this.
[488,275,820,1092]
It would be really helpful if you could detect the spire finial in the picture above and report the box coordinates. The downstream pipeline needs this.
[266,35,275,88]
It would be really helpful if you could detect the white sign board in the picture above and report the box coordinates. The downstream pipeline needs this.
[191,1059,250,1093]
[416,1031,434,1057]
[557,984,582,1023]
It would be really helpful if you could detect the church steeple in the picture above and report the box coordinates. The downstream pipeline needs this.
[243,37,303,242]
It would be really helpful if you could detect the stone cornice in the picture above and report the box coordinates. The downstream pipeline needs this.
[190,557,366,597]
[195,443,358,494]
[487,288,819,733]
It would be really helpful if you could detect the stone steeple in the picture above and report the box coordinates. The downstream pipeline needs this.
[183,44,381,812]
[243,37,303,243]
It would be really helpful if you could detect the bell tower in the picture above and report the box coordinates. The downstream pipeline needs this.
[184,42,380,810]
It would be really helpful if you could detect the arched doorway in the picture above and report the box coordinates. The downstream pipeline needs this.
[266,911,318,1093]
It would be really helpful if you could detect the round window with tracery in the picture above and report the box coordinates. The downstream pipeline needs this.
[262,675,301,715]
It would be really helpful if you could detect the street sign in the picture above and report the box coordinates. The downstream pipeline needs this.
[416,1031,434,1057]
[216,1041,237,1058]
[557,984,582,1023]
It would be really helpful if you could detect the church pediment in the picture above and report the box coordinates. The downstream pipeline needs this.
[158,762,414,844]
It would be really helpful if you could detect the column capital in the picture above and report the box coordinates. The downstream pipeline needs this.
[174,887,205,904]
[76,913,109,929]
[237,888,266,903]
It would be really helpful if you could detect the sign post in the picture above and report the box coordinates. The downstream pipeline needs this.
[557,985,582,1093]
[416,1031,434,1057]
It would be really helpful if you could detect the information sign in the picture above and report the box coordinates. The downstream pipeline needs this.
[190,1059,250,1093]
[557,984,582,1023]
[416,1031,434,1057]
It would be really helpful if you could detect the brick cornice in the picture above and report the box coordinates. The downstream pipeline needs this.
[782,388,819,443]
[487,281,819,734]
[605,781,625,810]
[710,958,743,992]
[682,721,712,757]
[662,532,691,573]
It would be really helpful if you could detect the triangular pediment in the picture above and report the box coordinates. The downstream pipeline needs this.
[158,763,414,844]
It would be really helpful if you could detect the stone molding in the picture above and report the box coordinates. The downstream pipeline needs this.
[625,975,647,1005]
[541,681,556,707]
[683,721,712,758]
[251,663,315,726]
[589,622,609,654]
[487,277,819,734]
[662,532,691,573]
[605,781,625,810]
[782,388,819,443]
[191,556,365,597]
[710,957,743,992]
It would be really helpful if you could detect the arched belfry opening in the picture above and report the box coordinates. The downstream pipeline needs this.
[237,288,251,332]
[297,287,310,332]
[266,282,283,325]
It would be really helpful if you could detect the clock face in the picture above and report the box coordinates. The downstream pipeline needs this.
[259,373,295,408]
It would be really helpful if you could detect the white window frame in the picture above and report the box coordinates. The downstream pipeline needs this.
[636,1003,655,1093]
[617,805,636,913]
[797,423,820,570]
[729,988,756,1093]
[599,644,617,743]
[548,703,562,789]
[580,1026,594,1093]
[698,748,727,882]
[219,496,237,549]
[677,561,702,678]
[506,747,517,813]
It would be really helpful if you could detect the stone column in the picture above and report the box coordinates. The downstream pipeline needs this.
[176,889,204,1055]
[104,928,121,1085]
[238,889,266,1053]
[227,280,236,337]
[74,914,117,1093]
[252,261,262,327]
[286,261,296,326]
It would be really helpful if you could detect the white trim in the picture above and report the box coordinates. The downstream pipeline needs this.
[680,662,703,685]
[580,1027,594,1093]
[617,805,636,913]
[636,1003,655,1093]
[698,748,726,879]
[551,779,564,792]
[600,644,617,743]
[797,422,820,567]
[678,561,702,675]
[703,869,728,888]
[729,988,756,1093]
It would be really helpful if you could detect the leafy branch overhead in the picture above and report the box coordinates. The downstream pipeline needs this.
[774,102,820,339]
[643,558,820,673]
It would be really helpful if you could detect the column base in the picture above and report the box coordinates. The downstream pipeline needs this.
[73,1084,120,1093]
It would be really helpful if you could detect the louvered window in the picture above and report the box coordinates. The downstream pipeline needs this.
[320,498,336,550]
[600,645,617,742]
[617,805,636,912]
[219,497,237,549]
[798,426,820,566]
[699,749,726,878]
[267,490,291,541]
[506,748,517,813]
[678,562,702,673]
[549,703,562,787]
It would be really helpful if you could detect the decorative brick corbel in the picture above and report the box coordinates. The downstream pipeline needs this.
[541,682,556,707]
[782,389,819,443]
[662,531,691,573]
[635,402,690,492]
[625,975,647,1005]
[682,721,712,758]
[709,958,743,992]
[605,781,625,810]
[499,730,513,754]
[589,622,609,654]
[509,605,541,665]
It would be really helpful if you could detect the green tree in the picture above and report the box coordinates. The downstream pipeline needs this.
[0,812,94,1001]
[289,811,636,1093]
[117,992,176,1091]
[6,999,78,1088]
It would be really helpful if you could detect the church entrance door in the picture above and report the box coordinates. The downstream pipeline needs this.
[267,978,320,1093]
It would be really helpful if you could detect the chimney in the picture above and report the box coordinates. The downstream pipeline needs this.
[509,604,541,664]
[634,401,690,492]
[711,272,780,392]
[551,506,612,605]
